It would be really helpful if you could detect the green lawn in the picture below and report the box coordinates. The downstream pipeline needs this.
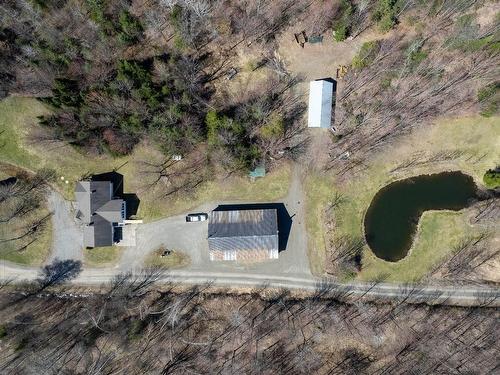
[303,174,332,275]
[0,214,52,266]
[83,246,123,268]
[360,211,473,282]
[0,96,127,198]
[0,96,46,168]
[138,163,291,220]
[144,248,190,269]
[306,115,500,281]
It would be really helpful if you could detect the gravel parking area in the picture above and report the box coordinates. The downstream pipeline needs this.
[47,191,83,262]
[118,167,312,278]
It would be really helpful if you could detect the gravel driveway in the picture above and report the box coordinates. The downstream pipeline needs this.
[47,191,83,262]
[119,213,209,271]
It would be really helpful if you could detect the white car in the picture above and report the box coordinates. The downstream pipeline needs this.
[185,213,208,222]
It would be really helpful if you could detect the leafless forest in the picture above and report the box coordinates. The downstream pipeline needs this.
[2,0,497,176]
[330,1,499,176]
[0,271,498,374]
[0,2,498,372]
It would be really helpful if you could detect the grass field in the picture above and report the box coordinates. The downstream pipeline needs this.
[0,163,52,266]
[138,163,291,219]
[0,214,52,266]
[83,246,123,268]
[143,248,190,269]
[0,96,291,222]
[0,96,128,198]
[306,115,500,281]
[360,211,474,282]
[0,97,44,168]
[303,174,332,275]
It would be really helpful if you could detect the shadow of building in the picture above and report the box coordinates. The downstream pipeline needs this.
[91,171,124,196]
[90,171,140,217]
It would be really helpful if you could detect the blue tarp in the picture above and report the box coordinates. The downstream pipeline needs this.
[308,35,323,44]
[249,166,266,178]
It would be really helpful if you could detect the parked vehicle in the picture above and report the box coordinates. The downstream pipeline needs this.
[185,213,208,222]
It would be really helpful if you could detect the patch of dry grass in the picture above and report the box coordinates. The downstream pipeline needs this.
[83,246,123,268]
[137,162,291,220]
[304,173,332,275]
[144,247,190,269]
[0,163,52,266]
[0,212,52,266]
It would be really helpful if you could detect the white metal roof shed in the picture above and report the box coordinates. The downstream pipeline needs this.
[307,80,333,128]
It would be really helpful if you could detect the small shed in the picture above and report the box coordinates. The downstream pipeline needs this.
[249,165,266,180]
[307,80,333,128]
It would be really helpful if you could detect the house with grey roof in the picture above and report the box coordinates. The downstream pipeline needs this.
[307,79,334,128]
[208,208,279,261]
[75,181,126,248]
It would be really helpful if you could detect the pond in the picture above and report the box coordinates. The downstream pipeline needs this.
[364,171,477,262]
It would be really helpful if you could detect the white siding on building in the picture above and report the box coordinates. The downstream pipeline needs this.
[307,80,333,128]
[224,249,237,261]
[269,248,278,259]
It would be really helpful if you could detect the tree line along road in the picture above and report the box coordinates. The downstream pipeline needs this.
[1,261,499,307]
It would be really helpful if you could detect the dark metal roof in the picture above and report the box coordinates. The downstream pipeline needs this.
[208,209,278,238]
[75,180,123,248]
[83,216,113,248]
[208,209,278,252]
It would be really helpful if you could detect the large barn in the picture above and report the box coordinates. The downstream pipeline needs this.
[307,79,334,128]
[208,209,279,261]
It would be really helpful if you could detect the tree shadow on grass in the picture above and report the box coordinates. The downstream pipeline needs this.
[37,258,82,289]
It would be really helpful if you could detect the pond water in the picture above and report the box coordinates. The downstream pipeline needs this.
[364,172,477,262]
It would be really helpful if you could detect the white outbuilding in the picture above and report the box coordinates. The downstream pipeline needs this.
[307,79,334,128]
